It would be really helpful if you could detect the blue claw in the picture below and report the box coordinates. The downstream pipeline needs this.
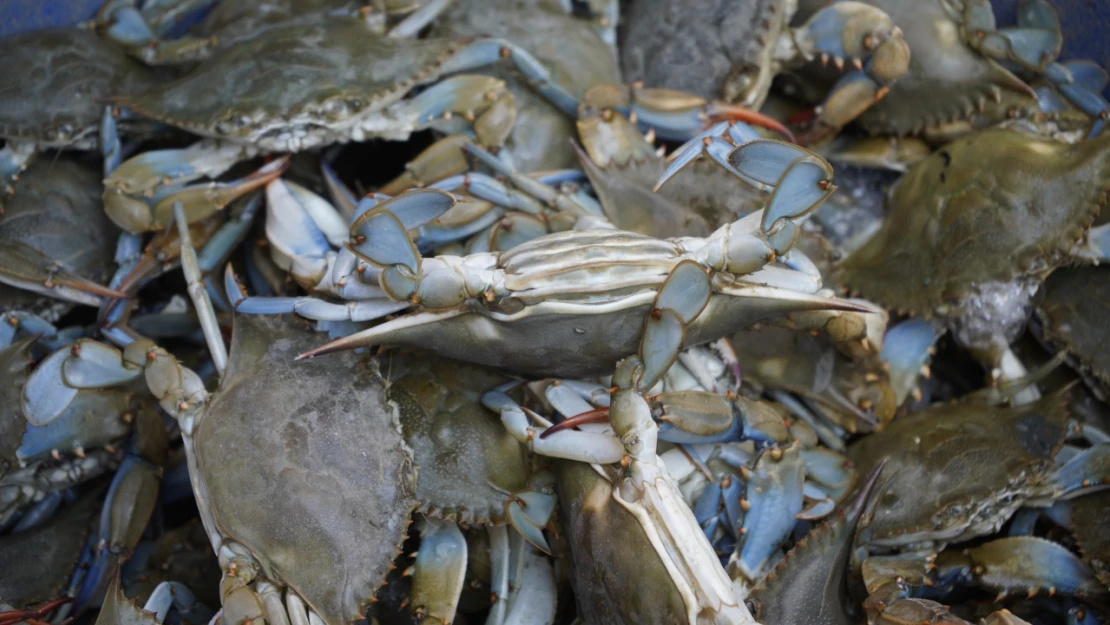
[880,318,940,405]
[1043,62,1110,138]
[761,156,835,233]
[734,441,805,582]
[1051,444,1110,499]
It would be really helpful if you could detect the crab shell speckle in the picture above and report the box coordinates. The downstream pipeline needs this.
[837,127,1110,318]
[197,315,418,625]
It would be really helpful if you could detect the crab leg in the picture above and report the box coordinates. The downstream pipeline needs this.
[959,0,1062,73]
[408,518,468,625]
[174,202,227,377]
[1042,61,1110,138]
[0,241,128,307]
[95,0,220,65]
[0,141,36,196]
[103,143,285,233]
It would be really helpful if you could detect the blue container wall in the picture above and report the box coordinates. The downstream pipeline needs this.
[1,0,1107,96]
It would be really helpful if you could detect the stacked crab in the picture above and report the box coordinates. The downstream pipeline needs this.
[1,2,1109,625]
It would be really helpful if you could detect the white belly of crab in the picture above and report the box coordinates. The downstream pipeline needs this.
[498,229,687,305]
[613,460,756,625]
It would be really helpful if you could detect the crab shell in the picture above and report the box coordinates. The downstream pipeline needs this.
[196,315,418,625]
[316,229,869,379]
[850,0,1038,137]
[1,158,121,310]
[554,460,692,624]
[112,19,493,151]
[384,351,531,525]
[431,0,622,172]
[620,0,791,105]
[848,390,1069,550]
[1069,491,1110,586]
[0,28,152,148]
[1034,265,1110,400]
[0,484,104,610]
[0,339,34,479]
[838,126,1110,318]
[575,111,765,238]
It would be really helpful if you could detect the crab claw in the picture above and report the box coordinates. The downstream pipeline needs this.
[347,189,457,301]
[962,0,1062,73]
[103,146,288,233]
[0,241,129,307]
[582,83,794,144]
[639,260,712,390]
[797,1,910,82]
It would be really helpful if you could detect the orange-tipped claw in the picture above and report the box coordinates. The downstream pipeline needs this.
[539,406,610,439]
[707,103,796,143]
[0,597,73,625]
[57,273,130,300]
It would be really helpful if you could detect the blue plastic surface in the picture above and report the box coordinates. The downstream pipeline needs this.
[0,0,1108,97]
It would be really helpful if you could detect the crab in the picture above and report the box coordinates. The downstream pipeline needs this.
[0,26,155,191]
[620,0,911,136]
[523,342,858,589]
[382,351,560,625]
[289,137,875,378]
[0,485,105,619]
[23,234,557,625]
[0,363,167,621]
[1031,265,1110,401]
[836,123,1110,382]
[428,0,623,172]
[846,381,1110,622]
[808,0,1101,139]
[0,158,126,315]
[93,0,458,65]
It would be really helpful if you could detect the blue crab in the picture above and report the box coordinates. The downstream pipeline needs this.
[0,158,125,315]
[427,0,623,172]
[785,0,1109,142]
[93,0,457,65]
[0,27,155,191]
[621,0,911,137]
[290,139,874,378]
[837,124,1110,382]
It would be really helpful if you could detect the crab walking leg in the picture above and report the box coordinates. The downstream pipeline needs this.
[498,530,557,625]
[102,143,286,234]
[175,202,227,377]
[1041,60,1110,138]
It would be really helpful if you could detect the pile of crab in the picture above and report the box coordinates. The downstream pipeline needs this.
[1,1,1110,625]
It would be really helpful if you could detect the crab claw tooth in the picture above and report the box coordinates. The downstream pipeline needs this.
[539,407,610,439]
